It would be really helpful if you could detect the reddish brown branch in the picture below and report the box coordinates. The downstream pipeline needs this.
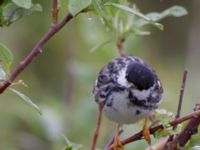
[177,115,200,147]
[164,104,200,150]
[116,38,125,57]
[52,0,59,25]
[0,13,73,94]
[168,70,188,141]
[176,70,188,119]
[91,103,104,150]
[106,109,200,150]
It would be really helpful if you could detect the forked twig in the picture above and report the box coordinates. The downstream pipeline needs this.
[164,104,200,150]
[0,1,74,94]
[106,109,200,150]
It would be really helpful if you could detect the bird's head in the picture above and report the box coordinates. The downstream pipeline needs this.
[125,63,155,91]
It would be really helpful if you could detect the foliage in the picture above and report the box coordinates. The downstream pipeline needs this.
[68,0,91,16]
[0,43,13,75]
[0,43,41,115]
[9,88,42,115]
[84,0,187,51]
[62,135,82,150]
[153,109,182,138]
[0,0,42,26]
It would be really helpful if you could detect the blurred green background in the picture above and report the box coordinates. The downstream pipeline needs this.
[0,0,200,150]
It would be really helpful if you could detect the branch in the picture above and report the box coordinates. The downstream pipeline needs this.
[105,109,200,150]
[176,69,188,119]
[176,106,200,147]
[164,104,200,150]
[168,69,188,141]
[91,103,104,150]
[116,38,125,57]
[52,0,59,25]
[0,13,73,94]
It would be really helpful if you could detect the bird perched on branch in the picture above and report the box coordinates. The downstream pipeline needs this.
[93,56,163,149]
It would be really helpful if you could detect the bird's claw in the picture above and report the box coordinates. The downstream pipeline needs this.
[114,134,123,150]
[143,118,151,145]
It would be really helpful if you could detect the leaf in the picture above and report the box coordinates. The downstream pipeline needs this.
[153,109,182,138]
[163,6,188,17]
[89,39,113,52]
[92,0,107,18]
[9,88,42,115]
[0,43,13,74]
[192,146,200,150]
[135,6,187,29]
[0,67,6,81]
[106,3,150,21]
[1,2,42,26]
[92,0,113,30]
[106,2,163,30]
[62,135,82,150]
[122,28,151,38]
[68,0,91,16]
[12,0,31,9]
[29,3,42,12]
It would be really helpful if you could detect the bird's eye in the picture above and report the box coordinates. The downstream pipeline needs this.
[126,63,155,90]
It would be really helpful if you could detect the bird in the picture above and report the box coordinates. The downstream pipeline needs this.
[93,56,163,149]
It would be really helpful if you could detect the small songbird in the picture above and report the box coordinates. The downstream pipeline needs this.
[93,56,163,149]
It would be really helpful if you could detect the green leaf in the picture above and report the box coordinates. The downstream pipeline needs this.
[92,0,113,30]
[106,3,150,21]
[191,146,200,150]
[0,43,13,74]
[62,135,82,150]
[163,6,188,17]
[153,109,182,138]
[89,39,113,52]
[9,88,42,115]
[68,0,91,16]
[92,0,107,18]
[1,2,42,26]
[135,6,187,29]
[29,3,42,12]
[0,67,6,81]
[12,0,31,9]
[106,2,163,30]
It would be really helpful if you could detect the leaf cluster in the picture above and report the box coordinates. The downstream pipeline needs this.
[68,0,187,52]
[62,135,82,150]
[0,0,42,26]
[153,109,182,138]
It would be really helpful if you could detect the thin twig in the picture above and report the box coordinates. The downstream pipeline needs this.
[176,69,188,119]
[105,109,200,150]
[116,38,125,57]
[168,69,188,141]
[52,0,59,25]
[0,13,73,94]
[91,103,104,150]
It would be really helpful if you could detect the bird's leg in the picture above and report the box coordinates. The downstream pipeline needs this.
[114,124,123,150]
[91,102,104,150]
[143,117,151,145]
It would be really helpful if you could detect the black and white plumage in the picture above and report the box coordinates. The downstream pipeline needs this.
[93,56,163,124]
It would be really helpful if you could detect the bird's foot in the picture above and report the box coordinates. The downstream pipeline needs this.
[143,118,151,145]
[114,134,123,150]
